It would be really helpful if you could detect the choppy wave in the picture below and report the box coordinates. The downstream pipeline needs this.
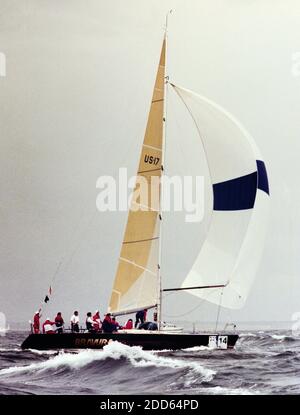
[0,342,214,381]
[270,334,297,342]
[0,330,300,394]
[239,333,257,338]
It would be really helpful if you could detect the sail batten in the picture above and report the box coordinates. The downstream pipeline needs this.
[143,144,162,152]
[108,39,166,314]
[138,168,161,174]
[123,237,159,245]
[119,257,157,276]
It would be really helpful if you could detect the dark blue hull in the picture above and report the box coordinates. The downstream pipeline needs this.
[21,332,239,350]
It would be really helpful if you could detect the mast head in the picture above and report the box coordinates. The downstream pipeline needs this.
[164,9,173,36]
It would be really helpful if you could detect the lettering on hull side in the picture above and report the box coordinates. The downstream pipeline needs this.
[74,338,112,348]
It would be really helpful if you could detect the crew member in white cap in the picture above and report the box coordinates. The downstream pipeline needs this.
[42,318,56,334]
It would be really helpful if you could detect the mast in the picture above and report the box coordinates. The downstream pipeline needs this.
[157,10,172,330]
[108,13,171,319]
[109,23,167,317]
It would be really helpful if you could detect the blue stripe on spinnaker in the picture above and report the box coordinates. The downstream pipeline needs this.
[213,172,258,211]
[256,160,270,195]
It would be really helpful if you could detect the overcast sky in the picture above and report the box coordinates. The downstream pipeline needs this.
[1,0,300,328]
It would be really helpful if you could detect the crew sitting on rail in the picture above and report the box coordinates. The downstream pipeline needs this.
[138,312,158,331]
[102,313,117,333]
[43,318,56,334]
[124,319,133,330]
[139,321,158,330]
[111,316,122,330]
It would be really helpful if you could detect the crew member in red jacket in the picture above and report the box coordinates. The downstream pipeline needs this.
[33,310,41,334]
[92,310,102,332]
[102,313,116,333]
[42,318,56,334]
[124,319,133,330]
[54,312,64,333]
[112,316,122,330]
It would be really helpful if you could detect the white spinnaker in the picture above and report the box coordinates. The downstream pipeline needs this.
[173,85,269,309]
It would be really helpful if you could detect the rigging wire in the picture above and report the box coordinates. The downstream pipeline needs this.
[161,286,222,319]
[39,209,99,313]
[162,298,207,318]
[38,113,139,313]
[214,287,224,332]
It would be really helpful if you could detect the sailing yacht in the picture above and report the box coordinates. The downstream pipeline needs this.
[22,21,269,351]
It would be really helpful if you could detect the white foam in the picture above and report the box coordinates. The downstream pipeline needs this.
[201,386,259,395]
[0,347,59,355]
[28,349,59,355]
[271,334,287,340]
[0,341,215,382]
[239,333,257,338]
[180,346,210,352]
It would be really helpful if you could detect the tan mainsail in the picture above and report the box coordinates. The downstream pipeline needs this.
[108,40,166,315]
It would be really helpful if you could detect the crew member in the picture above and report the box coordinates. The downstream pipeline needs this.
[124,319,133,330]
[43,318,56,334]
[102,313,116,333]
[150,311,158,330]
[92,310,102,332]
[139,321,152,330]
[86,312,94,332]
[70,311,80,332]
[112,316,122,330]
[139,312,158,331]
[33,310,41,334]
[55,312,64,334]
[135,309,147,328]
[148,321,158,331]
